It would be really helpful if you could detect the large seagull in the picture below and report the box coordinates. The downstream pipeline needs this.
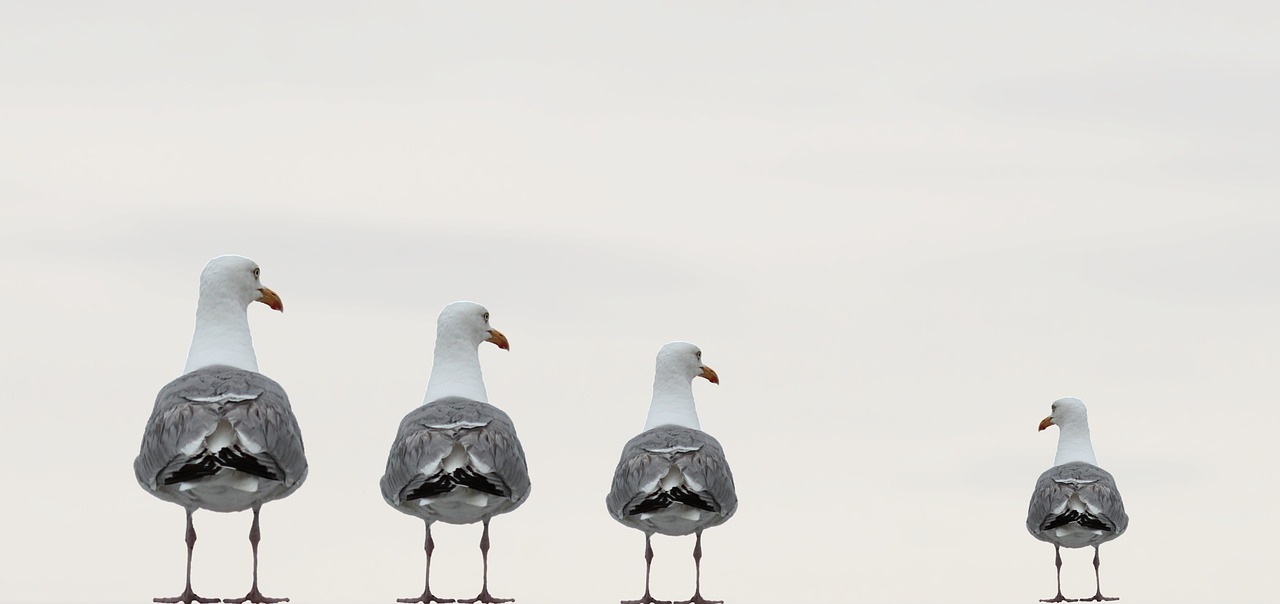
[134,255,307,604]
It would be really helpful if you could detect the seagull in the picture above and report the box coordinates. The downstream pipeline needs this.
[607,342,737,604]
[381,302,530,604]
[134,255,307,604]
[1027,397,1129,603]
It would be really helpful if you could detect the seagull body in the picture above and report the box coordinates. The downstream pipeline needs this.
[137,367,305,514]
[382,397,528,527]
[134,255,306,604]
[1027,397,1128,603]
[607,342,736,604]
[381,302,529,604]
[609,426,735,539]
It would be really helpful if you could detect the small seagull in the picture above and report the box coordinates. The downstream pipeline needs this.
[1027,397,1129,603]
[607,342,737,604]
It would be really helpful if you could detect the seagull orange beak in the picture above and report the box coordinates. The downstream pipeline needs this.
[1038,416,1054,431]
[256,287,284,312]
[699,365,719,384]
[486,328,510,351]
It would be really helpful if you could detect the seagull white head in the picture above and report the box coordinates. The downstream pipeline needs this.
[1039,396,1098,466]
[422,301,508,404]
[198,254,283,312]
[643,342,719,431]
[1038,397,1088,432]
[183,254,282,373]
[435,301,509,351]
[656,341,719,385]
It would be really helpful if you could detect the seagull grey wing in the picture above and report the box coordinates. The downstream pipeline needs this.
[381,403,460,506]
[222,371,308,492]
[1027,461,1128,541]
[676,431,737,519]
[456,403,531,504]
[134,372,223,492]
[1070,465,1128,536]
[607,432,673,520]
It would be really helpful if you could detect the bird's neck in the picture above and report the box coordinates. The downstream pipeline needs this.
[643,373,700,431]
[423,337,487,404]
[1054,422,1098,466]
[184,295,258,373]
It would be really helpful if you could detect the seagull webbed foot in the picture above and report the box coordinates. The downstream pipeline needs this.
[153,589,220,604]
[1078,595,1118,602]
[622,596,672,604]
[457,589,513,604]
[674,594,722,604]
[223,588,288,604]
[397,594,457,604]
[1039,596,1079,603]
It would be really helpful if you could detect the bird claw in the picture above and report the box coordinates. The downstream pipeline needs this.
[675,595,722,604]
[154,588,221,603]
[457,590,513,604]
[1039,597,1079,603]
[397,595,457,604]
[1078,596,1118,602]
[622,595,673,604]
[223,588,288,604]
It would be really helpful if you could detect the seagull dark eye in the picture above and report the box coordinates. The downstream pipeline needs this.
[695,351,701,359]
[253,268,260,278]
[483,312,490,321]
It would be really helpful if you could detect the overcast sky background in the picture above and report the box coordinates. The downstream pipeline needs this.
[2,3,1278,604]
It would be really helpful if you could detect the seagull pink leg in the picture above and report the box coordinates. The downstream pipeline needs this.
[1078,546,1119,602]
[1040,545,1079,603]
[224,506,288,604]
[399,520,455,604]
[458,519,513,604]
[675,530,721,604]
[154,508,220,604]
[622,533,671,604]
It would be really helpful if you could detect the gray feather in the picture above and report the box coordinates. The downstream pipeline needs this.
[1027,461,1128,545]
[381,396,530,518]
[607,425,737,527]
[134,365,307,510]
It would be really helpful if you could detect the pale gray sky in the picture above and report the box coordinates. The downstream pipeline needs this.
[2,2,1278,603]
